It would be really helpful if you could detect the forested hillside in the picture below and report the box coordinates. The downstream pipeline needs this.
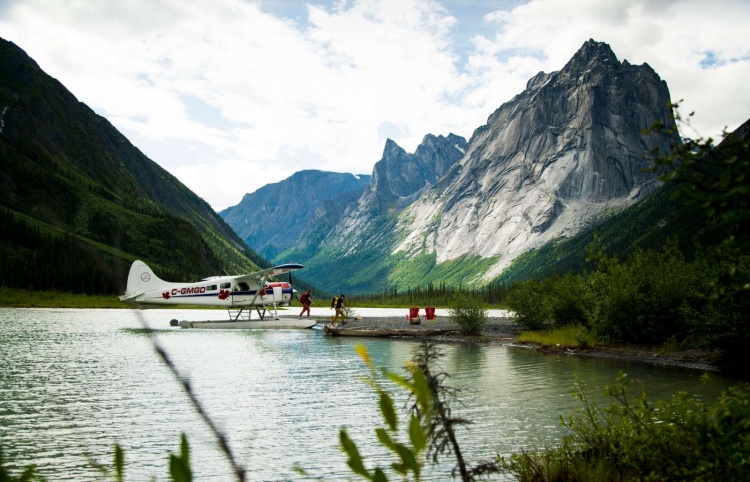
[494,182,710,284]
[0,38,270,294]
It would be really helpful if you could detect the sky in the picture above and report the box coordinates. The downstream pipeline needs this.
[1,0,749,210]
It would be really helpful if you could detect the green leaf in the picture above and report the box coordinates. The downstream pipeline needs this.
[179,434,190,465]
[408,415,426,453]
[168,435,192,482]
[169,455,192,482]
[372,467,389,482]
[379,391,398,431]
[391,462,408,475]
[355,344,373,368]
[113,444,124,482]
[393,444,419,474]
[386,372,415,393]
[340,429,370,478]
[410,370,432,416]
[376,428,396,451]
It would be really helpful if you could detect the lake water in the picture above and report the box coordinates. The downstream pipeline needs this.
[0,308,740,480]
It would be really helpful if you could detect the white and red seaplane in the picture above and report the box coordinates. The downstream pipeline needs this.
[119,260,315,329]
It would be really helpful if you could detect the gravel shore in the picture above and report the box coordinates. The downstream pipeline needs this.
[322,315,519,339]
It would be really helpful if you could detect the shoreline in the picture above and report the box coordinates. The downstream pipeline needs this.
[321,315,720,373]
[1,305,721,373]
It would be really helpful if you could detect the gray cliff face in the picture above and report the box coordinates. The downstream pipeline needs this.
[393,39,680,279]
[220,170,370,260]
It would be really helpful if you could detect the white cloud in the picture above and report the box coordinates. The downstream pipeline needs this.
[1,0,748,210]
[172,158,297,212]
[478,0,750,139]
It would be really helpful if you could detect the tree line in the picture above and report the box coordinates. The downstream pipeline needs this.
[349,279,509,307]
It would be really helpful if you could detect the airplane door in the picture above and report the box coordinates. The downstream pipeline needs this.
[231,282,252,304]
[272,285,282,302]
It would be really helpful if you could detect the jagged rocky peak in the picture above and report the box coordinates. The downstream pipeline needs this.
[468,39,675,202]
[393,39,680,279]
[563,38,619,71]
[525,40,618,92]
[525,70,552,90]
[361,133,467,211]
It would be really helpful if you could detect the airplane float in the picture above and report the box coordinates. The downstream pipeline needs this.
[119,260,315,329]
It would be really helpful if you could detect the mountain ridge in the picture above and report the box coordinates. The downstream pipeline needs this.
[391,38,677,280]
[221,39,681,294]
[0,38,270,293]
[220,170,371,260]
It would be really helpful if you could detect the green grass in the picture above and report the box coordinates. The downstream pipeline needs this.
[0,287,128,308]
[0,287,223,309]
[516,324,598,348]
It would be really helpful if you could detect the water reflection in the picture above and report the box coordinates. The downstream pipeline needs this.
[0,308,739,480]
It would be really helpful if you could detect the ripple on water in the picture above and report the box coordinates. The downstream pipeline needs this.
[0,308,740,480]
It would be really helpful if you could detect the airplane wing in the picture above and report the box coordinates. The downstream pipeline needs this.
[234,263,304,282]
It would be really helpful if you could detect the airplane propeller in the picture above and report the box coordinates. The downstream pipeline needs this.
[289,271,301,302]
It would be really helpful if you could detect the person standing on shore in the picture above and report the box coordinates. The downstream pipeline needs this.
[331,294,346,324]
[298,290,313,319]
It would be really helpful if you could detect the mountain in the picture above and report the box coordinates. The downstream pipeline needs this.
[498,114,750,284]
[393,39,677,280]
[0,38,267,293]
[269,39,681,294]
[220,170,371,260]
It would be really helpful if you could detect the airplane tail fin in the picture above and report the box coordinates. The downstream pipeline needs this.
[120,260,169,301]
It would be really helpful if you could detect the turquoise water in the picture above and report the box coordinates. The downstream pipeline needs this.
[0,308,739,480]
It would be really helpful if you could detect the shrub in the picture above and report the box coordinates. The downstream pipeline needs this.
[448,293,488,334]
[506,274,590,331]
[343,305,358,319]
[585,242,710,344]
[505,279,554,330]
[547,273,589,327]
[501,375,750,481]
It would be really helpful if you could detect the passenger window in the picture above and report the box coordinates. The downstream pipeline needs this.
[207,285,217,291]
[220,282,230,289]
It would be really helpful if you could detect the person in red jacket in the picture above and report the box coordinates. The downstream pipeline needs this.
[298,290,313,319]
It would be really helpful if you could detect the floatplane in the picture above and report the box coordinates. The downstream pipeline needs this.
[119,260,315,329]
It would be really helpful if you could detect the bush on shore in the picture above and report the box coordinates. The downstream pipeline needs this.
[447,293,488,334]
[506,238,750,373]
[501,374,750,482]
